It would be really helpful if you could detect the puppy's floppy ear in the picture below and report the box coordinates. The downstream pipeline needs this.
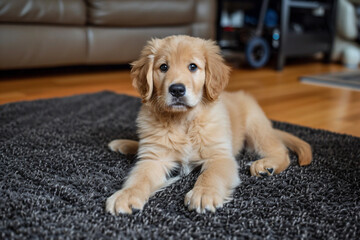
[203,40,231,101]
[131,38,161,102]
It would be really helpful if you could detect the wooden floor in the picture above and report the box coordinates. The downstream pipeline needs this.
[1,61,359,137]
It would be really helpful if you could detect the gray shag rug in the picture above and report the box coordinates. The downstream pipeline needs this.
[1,91,359,239]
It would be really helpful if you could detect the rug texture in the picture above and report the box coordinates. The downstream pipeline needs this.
[0,91,359,239]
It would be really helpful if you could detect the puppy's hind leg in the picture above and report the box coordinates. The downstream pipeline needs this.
[108,139,139,155]
[246,112,290,177]
[247,128,290,177]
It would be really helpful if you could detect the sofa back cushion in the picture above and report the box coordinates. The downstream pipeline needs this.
[87,0,195,27]
[0,0,86,25]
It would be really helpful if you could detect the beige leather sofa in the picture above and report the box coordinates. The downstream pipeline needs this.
[0,0,216,70]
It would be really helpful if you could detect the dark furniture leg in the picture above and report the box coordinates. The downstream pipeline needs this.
[277,0,289,71]
[324,0,338,63]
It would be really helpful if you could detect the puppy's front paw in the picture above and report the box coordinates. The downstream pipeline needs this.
[106,188,147,215]
[184,187,225,213]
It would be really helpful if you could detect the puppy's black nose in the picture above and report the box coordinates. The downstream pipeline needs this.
[169,84,186,98]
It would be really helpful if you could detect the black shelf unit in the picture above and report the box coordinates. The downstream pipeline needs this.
[277,0,338,70]
[216,0,271,50]
[216,0,338,70]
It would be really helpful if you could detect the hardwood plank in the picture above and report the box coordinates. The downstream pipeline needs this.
[0,62,359,137]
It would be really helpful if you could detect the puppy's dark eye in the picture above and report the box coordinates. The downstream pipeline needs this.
[189,63,198,72]
[160,64,168,73]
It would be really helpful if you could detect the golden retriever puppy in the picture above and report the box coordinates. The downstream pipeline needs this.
[106,35,312,215]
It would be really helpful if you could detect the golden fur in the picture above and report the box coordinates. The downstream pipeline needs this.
[106,35,312,215]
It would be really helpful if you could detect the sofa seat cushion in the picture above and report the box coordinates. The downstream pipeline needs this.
[87,0,195,27]
[0,0,86,25]
[0,24,87,69]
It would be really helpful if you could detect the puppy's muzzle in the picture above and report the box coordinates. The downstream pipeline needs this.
[169,84,186,98]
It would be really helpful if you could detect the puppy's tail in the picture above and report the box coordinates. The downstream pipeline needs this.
[275,129,312,166]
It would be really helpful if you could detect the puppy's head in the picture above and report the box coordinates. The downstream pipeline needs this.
[131,35,230,113]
